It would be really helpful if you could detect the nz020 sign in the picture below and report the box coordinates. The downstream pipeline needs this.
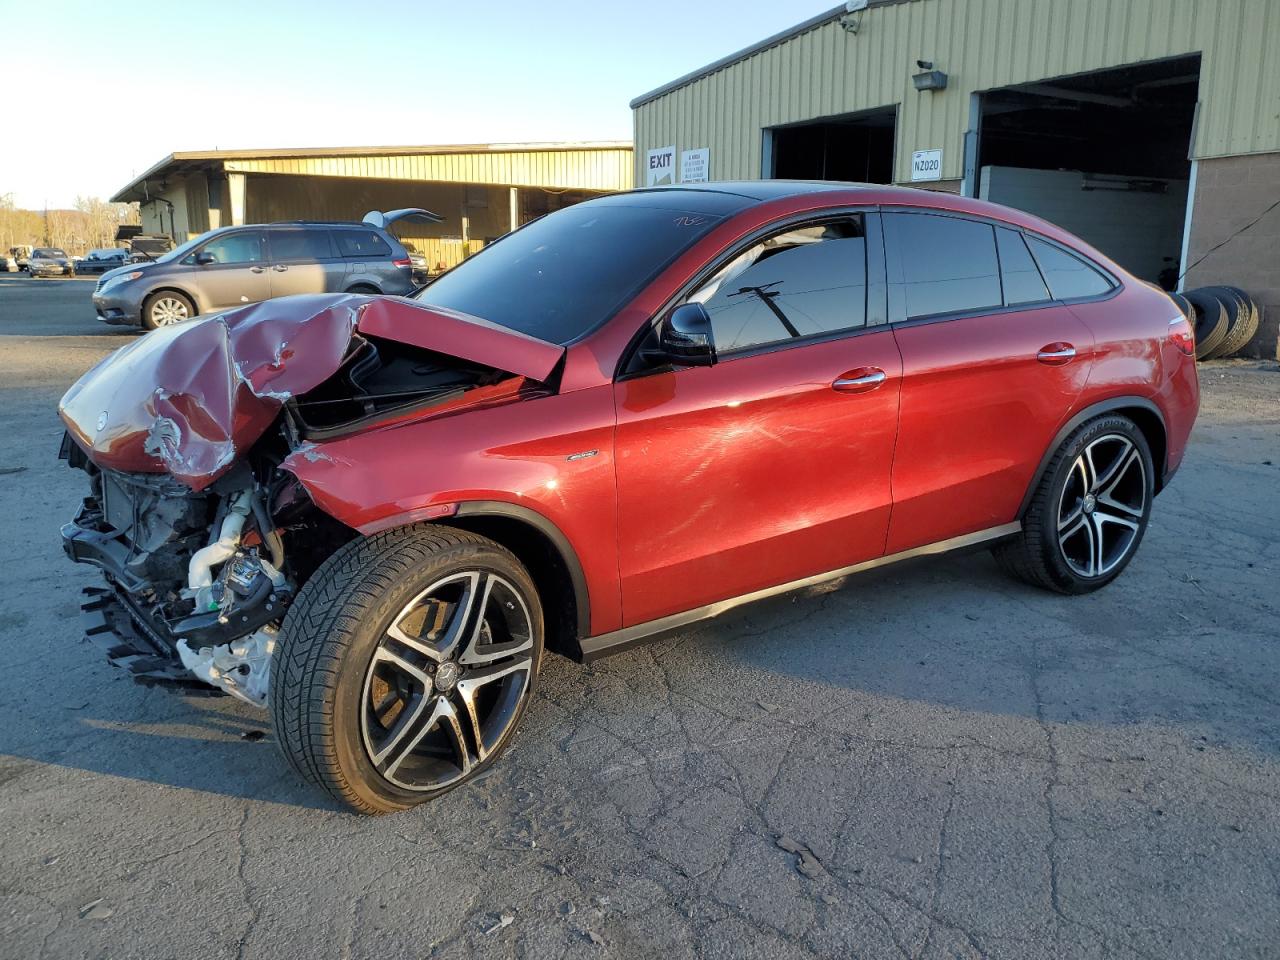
[911,149,943,182]
[646,145,676,186]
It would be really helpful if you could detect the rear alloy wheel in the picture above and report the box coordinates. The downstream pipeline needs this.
[1054,434,1147,579]
[143,292,193,330]
[994,415,1154,594]
[271,526,543,814]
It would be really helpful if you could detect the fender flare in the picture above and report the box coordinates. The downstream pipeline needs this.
[451,501,591,643]
[1018,396,1167,518]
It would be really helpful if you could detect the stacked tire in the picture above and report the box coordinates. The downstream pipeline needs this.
[1177,285,1261,360]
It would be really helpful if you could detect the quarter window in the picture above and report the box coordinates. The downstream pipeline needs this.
[996,228,1050,306]
[198,232,264,265]
[270,228,334,261]
[335,230,392,258]
[688,218,867,354]
[884,213,1003,320]
[1026,236,1113,300]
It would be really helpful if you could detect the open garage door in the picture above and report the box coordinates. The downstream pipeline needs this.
[975,56,1200,288]
[767,106,896,183]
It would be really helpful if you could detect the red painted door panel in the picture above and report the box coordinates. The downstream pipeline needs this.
[613,330,902,626]
[886,306,1094,554]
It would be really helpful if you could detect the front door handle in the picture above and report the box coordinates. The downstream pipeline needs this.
[273,264,288,272]
[1037,342,1076,365]
[249,265,266,274]
[832,367,887,394]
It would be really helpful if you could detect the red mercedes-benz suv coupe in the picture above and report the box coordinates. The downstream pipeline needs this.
[59,183,1199,813]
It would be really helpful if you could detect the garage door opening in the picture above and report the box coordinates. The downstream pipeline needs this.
[767,107,897,183]
[976,55,1200,288]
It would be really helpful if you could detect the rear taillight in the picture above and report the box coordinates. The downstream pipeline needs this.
[392,257,412,268]
[1168,313,1195,356]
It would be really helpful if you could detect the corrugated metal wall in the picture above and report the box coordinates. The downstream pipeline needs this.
[225,146,634,192]
[633,0,1280,183]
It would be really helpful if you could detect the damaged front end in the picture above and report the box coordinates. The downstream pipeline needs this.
[62,448,294,704]
[58,293,562,704]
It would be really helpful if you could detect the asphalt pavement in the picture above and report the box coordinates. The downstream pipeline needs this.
[1,273,1277,960]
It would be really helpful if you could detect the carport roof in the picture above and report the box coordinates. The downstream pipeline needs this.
[111,141,635,202]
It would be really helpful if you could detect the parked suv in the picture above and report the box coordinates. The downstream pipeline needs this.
[59,183,1199,813]
[92,208,440,330]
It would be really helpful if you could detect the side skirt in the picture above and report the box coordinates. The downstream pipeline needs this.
[579,522,1022,662]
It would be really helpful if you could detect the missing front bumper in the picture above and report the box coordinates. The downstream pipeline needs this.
[79,586,220,692]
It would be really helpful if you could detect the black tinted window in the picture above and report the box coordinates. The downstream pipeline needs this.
[996,228,1050,306]
[885,214,1002,319]
[1026,237,1113,300]
[416,201,725,345]
[335,230,391,258]
[199,232,264,265]
[270,228,333,261]
[689,219,867,353]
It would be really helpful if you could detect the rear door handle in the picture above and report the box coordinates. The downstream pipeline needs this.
[832,367,887,394]
[273,264,288,272]
[1037,342,1076,365]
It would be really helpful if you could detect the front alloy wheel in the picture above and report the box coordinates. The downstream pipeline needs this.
[149,296,189,326]
[361,570,534,792]
[271,526,543,814]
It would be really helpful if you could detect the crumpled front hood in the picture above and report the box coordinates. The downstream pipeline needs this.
[58,293,564,490]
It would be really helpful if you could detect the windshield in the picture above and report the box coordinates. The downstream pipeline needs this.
[153,232,211,263]
[414,200,727,344]
[34,248,65,258]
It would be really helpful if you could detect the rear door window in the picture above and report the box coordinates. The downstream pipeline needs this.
[269,228,334,262]
[1025,236,1114,300]
[996,228,1050,306]
[335,230,391,258]
[688,217,868,354]
[884,214,1002,320]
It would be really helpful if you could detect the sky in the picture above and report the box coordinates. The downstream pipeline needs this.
[2,0,832,209]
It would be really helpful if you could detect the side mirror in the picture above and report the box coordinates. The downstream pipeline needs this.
[658,303,717,367]
[195,251,216,265]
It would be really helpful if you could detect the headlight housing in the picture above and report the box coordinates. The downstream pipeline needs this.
[102,271,144,289]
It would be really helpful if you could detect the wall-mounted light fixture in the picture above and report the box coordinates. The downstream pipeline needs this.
[840,0,868,34]
[912,60,948,91]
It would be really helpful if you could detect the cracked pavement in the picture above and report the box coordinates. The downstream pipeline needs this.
[1,275,1278,959]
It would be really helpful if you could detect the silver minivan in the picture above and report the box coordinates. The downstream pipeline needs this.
[92,209,440,330]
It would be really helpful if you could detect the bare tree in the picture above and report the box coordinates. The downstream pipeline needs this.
[74,196,140,250]
[0,194,43,253]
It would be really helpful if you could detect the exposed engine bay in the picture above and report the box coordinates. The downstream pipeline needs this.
[58,294,562,703]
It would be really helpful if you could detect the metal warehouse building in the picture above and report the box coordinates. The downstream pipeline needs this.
[111,141,633,271]
[632,0,1280,357]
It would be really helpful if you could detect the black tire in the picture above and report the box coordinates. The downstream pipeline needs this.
[1196,286,1246,360]
[142,290,195,331]
[1183,288,1229,360]
[1169,292,1193,322]
[1208,285,1260,358]
[993,415,1154,594]
[270,524,543,815]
